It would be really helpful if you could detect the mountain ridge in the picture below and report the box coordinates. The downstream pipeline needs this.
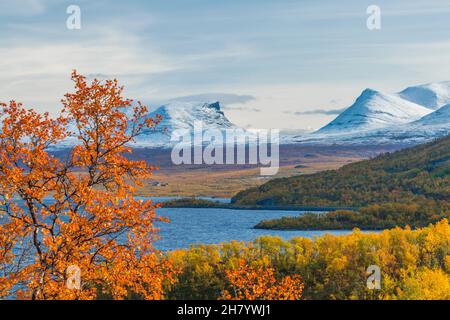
[412,104,450,126]
[125,101,240,148]
[292,81,450,145]
[317,88,432,134]
[54,80,450,149]
[398,81,450,109]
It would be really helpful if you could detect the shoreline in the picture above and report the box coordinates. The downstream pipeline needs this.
[160,198,354,212]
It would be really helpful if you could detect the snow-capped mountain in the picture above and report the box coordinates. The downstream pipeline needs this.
[317,89,432,134]
[288,82,450,146]
[52,81,450,149]
[398,81,450,110]
[132,101,245,148]
[148,101,236,132]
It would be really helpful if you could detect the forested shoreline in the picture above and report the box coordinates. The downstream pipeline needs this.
[255,202,449,230]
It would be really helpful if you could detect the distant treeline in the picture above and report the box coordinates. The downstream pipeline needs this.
[162,198,225,208]
[162,198,352,211]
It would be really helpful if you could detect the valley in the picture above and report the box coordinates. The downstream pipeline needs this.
[127,144,403,197]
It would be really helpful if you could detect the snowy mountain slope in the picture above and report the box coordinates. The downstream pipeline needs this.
[132,101,249,148]
[411,104,450,126]
[290,125,449,146]
[132,102,266,148]
[394,104,450,140]
[398,81,450,110]
[52,80,450,149]
[148,101,236,132]
[287,103,450,146]
[317,89,433,134]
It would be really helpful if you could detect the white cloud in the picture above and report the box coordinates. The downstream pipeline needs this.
[2,0,450,131]
[0,43,175,78]
[168,93,255,105]
[0,22,180,114]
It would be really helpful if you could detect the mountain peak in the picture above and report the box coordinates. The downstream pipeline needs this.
[130,100,239,148]
[398,81,450,109]
[148,101,235,132]
[360,88,379,97]
[317,89,432,134]
[205,101,221,111]
[354,88,383,106]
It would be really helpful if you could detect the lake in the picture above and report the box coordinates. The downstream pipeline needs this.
[154,206,355,251]
[5,196,358,252]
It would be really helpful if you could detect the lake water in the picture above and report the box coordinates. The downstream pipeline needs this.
[154,207,355,251]
[5,197,357,252]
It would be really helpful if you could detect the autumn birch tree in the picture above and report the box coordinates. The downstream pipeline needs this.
[0,71,170,299]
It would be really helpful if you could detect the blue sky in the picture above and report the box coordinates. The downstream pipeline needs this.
[1,0,450,130]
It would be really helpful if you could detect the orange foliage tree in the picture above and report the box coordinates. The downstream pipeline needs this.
[0,71,171,299]
[221,259,303,300]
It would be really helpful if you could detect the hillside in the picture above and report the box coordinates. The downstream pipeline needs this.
[232,134,450,207]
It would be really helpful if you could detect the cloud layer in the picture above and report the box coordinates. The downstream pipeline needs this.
[2,0,450,130]
[286,108,347,116]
